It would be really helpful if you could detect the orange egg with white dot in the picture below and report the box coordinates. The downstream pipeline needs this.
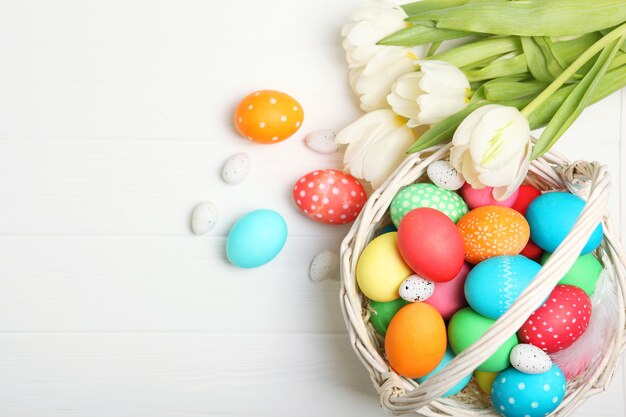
[234,90,304,144]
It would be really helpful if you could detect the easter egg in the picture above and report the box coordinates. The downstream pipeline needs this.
[449,308,518,372]
[369,298,409,336]
[416,346,472,397]
[465,255,542,319]
[541,252,602,296]
[425,263,470,320]
[293,170,366,224]
[191,201,218,235]
[475,370,498,395]
[519,239,544,261]
[234,90,303,144]
[518,285,591,353]
[222,152,251,185]
[460,184,519,210]
[399,275,435,302]
[385,303,447,378]
[457,206,530,264]
[304,129,337,154]
[356,232,412,302]
[226,209,287,268]
[397,208,465,282]
[511,184,542,216]
[378,223,397,235]
[491,365,566,417]
[526,192,603,254]
[426,161,465,191]
[510,344,552,374]
[390,183,468,226]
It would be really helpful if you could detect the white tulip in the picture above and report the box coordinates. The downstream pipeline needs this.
[387,60,470,127]
[449,104,532,200]
[341,0,408,68]
[336,109,419,189]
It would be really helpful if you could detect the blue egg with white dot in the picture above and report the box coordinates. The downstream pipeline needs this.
[465,255,543,319]
[491,365,566,417]
[416,346,472,397]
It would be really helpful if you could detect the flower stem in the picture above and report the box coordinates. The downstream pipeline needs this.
[521,22,626,117]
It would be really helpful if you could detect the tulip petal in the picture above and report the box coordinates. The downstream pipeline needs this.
[415,93,468,125]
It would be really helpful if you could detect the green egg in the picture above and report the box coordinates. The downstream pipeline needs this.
[448,307,518,372]
[541,252,602,296]
[369,298,409,336]
[390,183,468,227]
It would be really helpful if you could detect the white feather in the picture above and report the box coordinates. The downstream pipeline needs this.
[549,265,620,380]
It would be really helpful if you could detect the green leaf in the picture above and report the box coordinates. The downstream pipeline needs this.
[483,78,548,102]
[378,24,470,47]
[464,53,528,82]
[531,35,624,159]
[521,37,554,82]
[429,36,521,68]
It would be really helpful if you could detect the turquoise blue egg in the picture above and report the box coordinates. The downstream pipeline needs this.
[465,255,542,319]
[526,192,603,255]
[491,365,566,417]
[226,209,287,268]
[378,223,398,235]
[416,346,472,397]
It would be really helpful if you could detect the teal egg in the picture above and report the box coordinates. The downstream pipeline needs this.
[226,209,287,268]
[465,255,543,319]
[416,346,472,397]
[390,183,468,226]
[491,365,566,417]
[526,192,603,255]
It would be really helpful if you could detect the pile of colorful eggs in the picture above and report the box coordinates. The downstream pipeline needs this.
[357,161,604,417]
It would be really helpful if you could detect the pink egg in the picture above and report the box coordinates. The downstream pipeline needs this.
[460,183,519,209]
[518,285,591,353]
[424,263,470,320]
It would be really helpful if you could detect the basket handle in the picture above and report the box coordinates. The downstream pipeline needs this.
[379,161,611,415]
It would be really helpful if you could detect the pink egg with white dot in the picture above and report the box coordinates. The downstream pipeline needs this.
[292,169,367,224]
[460,183,519,209]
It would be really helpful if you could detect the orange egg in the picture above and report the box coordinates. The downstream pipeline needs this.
[234,90,304,144]
[457,206,530,264]
[385,303,447,378]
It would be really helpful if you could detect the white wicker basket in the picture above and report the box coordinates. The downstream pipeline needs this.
[339,143,626,416]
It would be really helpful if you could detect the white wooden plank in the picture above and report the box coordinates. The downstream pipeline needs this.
[0,236,348,332]
[0,333,382,417]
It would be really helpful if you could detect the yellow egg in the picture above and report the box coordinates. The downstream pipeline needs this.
[474,370,498,395]
[356,232,412,302]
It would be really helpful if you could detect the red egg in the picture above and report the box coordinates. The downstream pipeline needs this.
[518,285,591,353]
[292,169,366,224]
[520,238,545,260]
[460,183,519,210]
[511,184,542,216]
[397,208,465,282]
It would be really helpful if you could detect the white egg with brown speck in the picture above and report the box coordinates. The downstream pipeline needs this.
[304,129,338,154]
[309,250,340,282]
[427,160,465,190]
[191,201,219,235]
[399,275,435,302]
[510,343,553,374]
[222,152,251,185]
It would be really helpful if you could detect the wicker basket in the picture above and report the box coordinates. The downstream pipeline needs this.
[339,142,626,416]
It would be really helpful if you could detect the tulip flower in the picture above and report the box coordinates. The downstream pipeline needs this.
[336,109,419,189]
[449,104,532,201]
[387,60,470,127]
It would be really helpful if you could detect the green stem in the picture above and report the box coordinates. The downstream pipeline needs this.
[521,22,626,116]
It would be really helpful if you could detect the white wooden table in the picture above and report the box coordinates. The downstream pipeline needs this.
[0,1,623,416]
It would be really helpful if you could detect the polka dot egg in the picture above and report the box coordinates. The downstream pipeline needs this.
[234,90,304,144]
[491,365,566,417]
[293,169,366,224]
[518,285,591,353]
[399,275,435,302]
[390,183,468,227]
[457,206,530,264]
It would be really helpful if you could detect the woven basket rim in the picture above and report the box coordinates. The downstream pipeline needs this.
[339,143,626,416]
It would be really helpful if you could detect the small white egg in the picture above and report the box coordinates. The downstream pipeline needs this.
[309,250,340,282]
[222,152,251,185]
[427,160,465,190]
[399,275,435,302]
[191,201,219,235]
[304,129,338,154]
[510,343,553,374]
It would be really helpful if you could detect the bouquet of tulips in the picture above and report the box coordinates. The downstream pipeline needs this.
[337,0,626,198]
